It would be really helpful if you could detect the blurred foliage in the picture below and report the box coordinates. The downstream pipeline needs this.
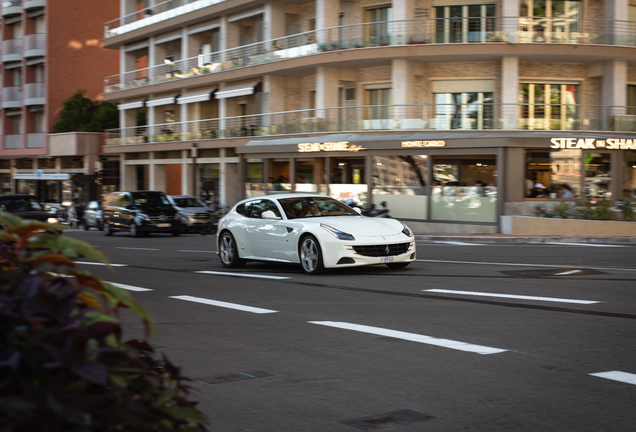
[0,213,207,432]
[53,90,119,133]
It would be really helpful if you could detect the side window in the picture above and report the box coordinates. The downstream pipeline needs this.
[89,202,99,210]
[102,195,113,207]
[263,200,281,218]
[250,199,281,219]
[236,201,255,217]
[117,194,131,207]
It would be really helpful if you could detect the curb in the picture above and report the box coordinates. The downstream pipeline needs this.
[414,235,636,244]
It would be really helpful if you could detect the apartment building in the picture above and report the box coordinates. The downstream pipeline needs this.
[0,0,119,204]
[103,0,636,232]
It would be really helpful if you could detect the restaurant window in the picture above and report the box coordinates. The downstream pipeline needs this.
[372,155,428,220]
[246,159,264,197]
[200,164,219,206]
[329,158,367,206]
[525,149,582,198]
[434,92,493,130]
[519,83,579,130]
[519,0,581,43]
[623,150,636,199]
[435,4,495,43]
[585,152,611,199]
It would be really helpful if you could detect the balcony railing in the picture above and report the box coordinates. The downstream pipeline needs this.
[2,38,22,58]
[24,33,45,54]
[2,86,22,107]
[105,103,636,145]
[104,17,636,93]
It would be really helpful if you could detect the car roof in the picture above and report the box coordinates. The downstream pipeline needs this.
[236,193,328,205]
[168,195,198,199]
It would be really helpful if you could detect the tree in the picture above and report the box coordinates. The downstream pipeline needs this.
[53,90,119,133]
[0,214,207,431]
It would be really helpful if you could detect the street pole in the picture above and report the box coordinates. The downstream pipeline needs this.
[191,143,198,196]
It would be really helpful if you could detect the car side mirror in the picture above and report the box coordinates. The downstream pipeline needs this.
[353,207,362,214]
[261,210,281,220]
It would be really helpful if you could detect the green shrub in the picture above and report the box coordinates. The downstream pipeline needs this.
[554,201,572,219]
[618,200,635,221]
[0,214,207,431]
[591,198,614,220]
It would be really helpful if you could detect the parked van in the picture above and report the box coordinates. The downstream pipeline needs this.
[102,191,181,237]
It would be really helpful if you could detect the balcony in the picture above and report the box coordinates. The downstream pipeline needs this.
[27,133,45,149]
[2,0,22,16]
[3,86,22,109]
[23,0,45,10]
[24,34,46,58]
[105,103,636,146]
[2,38,22,63]
[24,82,45,105]
[5,134,23,149]
[104,17,636,93]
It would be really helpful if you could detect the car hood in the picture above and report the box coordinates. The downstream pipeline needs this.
[303,216,404,237]
[134,205,177,215]
[176,206,210,213]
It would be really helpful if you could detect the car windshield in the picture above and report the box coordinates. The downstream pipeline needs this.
[1,198,44,212]
[278,197,359,219]
[174,197,206,208]
[131,192,170,206]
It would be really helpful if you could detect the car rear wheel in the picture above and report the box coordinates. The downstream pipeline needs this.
[299,235,325,275]
[219,231,244,268]
[386,262,410,269]
[104,222,113,236]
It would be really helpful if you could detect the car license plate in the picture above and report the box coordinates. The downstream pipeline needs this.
[381,256,394,263]
[157,223,171,228]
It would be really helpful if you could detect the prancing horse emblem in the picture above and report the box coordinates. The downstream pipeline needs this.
[385,245,390,254]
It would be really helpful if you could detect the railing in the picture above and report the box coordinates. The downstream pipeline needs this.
[25,82,45,99]
[2,0,22,7]
[24,33,45,52]
[105,103,636,145]
[3,86,22,104]
[2,38,22,56]
[104,17,636,93]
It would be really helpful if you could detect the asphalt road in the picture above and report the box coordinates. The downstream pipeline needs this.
[66,229,636,432]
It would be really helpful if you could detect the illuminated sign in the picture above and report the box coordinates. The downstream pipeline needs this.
[297,141,365,152]
[401,141,446,148]
[550,137,636,150]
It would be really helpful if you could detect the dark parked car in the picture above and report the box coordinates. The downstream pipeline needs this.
[82,200,103,230]
[167,195,214,234]
[0,194,58,224]
[101,191,182,237]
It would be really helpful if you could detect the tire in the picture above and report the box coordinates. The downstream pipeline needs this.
[386,262,410,269]
[83,219,89,230]
[104,222,113,236]
[97,220,104,231]
[172,230,181,236]
[218,231,244,268]
[130,222,140,238]
[299,235,325,275]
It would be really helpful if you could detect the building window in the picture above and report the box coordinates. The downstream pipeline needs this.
[623,151,636,199]
[365,6,392,46]
[12,116,22,135]
[435,4,495,43]
[525,149,582,198]
[364,88,391,129]
[434,92,493,130]
[34,112,45,133]
[628,85,636,115]
[519,83,579,130]
[519,0,581,43]
[585,152,612,199]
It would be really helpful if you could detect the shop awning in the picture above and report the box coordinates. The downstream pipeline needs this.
[118,100,145,110]
[146,93,179,107]
[177,89,216,104]
[215,81,261,99]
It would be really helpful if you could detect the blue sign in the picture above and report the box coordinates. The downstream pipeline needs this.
[14,173,71,180]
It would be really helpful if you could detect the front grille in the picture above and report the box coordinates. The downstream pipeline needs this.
[352,242,410,257]
[192,213,210,220]
[150,214,176,222]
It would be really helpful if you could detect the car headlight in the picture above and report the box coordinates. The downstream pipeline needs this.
[400,222,413,237]
[47,217,58,224]
[137,213,151,222]
[321,223,355,241]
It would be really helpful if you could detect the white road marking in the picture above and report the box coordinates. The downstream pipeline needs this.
[590,371,636,386]
[429,241,487,246]
[170,295,278,314]
[423,289,599,304]
[75,261,128,267]
[116,247,160,251]
[416,259,636,273]
[195,270,290,280]
[543,242,627,248]
[48,272,73,278]
[179,250,216,253]
[308,321,506,355]
[107,282,153,292]
[555,270,582,276]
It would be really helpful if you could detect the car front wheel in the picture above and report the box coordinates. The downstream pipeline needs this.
[299,235,325,275]
[104,222,113,236]
[219,231,244,268]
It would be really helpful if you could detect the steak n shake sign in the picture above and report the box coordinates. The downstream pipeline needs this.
[551,137,636,150]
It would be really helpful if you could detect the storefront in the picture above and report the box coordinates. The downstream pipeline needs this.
[236,132,636,230]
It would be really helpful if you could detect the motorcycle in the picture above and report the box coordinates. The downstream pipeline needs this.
[343,199,390,218]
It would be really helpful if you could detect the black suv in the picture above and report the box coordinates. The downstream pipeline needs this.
[102,191,182,237]
[0,194,55,224]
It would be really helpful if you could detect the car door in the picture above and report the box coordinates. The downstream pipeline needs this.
[243,199,287,261]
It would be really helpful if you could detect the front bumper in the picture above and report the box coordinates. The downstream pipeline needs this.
[320,235,416,268]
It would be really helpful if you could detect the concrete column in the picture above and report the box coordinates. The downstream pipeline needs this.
[148,151,155,190]
[392,59,415,124]
[218,87,227,137]
[154,164,166,192]
[602,60,627,117]
[316,66,339,121]
[181,28,188,63]
[181,150,189,194]
[265,3,286,41]
[219,148,226,207]
[500,0,519,36]
[316,0,339,44]
[501,56,519,129]
[219,17,228,61]
[605,0,629,44]
[392,0,414,39]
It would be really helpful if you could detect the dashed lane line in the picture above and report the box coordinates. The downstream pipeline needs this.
[423,289,599,305]
[309,321,506,355]
[108,282,153,292]
[590,371,636,386]
[170,295,278,314]
[416,259,636,273]
[543,242,628,248]
[116,247,160,251]
[179,250,216,253]
[195,270,290,280]
[75,261,128,267]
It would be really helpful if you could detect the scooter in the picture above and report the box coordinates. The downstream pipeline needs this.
[344,200,390,218]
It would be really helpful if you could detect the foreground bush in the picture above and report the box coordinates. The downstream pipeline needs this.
[0,214,207,432]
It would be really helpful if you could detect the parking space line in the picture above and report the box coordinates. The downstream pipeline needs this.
[416,259,636,272]
[108,282,153,292]
[195,270,290,280]
[423,289,599,304]
[590,371,636,386]
[308,321,506,355]
[170,295,278,314]
[75,261,128,267]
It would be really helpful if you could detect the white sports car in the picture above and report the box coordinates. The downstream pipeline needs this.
[216,194,416,274]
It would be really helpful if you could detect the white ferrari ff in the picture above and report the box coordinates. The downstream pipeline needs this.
[216,194,416,274]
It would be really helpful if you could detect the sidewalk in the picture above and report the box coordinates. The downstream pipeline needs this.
[414,233,636,244]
